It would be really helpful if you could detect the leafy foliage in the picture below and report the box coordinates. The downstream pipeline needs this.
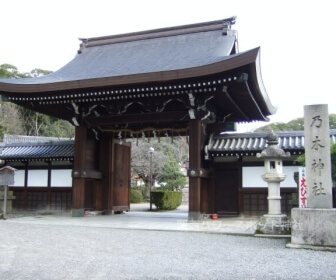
[160,152,187,190]
[255,115,336,132]
[151,191,182,210]
[130,137,188,196]
[331,143,336,183]
[130,188,143,203]
[0,63,74,139]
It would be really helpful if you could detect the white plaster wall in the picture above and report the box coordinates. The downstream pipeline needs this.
[51,169,72,187]
[28,170,48,187]
[243,166,301,188]
[9,170,24,187]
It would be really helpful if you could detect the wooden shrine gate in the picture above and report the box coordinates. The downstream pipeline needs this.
[0,18,276,219]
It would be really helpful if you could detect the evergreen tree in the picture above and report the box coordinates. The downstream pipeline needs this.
[160,152,187,191]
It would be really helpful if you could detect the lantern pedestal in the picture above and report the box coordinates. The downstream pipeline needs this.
[256,174,290,235]
[257,214,290,235]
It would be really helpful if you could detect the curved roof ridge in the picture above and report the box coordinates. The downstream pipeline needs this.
[80,17,237,48]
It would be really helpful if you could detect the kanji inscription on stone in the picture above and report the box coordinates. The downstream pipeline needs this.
[304,104,333,208]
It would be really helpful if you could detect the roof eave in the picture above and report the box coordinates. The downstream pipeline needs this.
[0,48,262,94]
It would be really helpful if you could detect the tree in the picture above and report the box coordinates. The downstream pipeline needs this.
[0,64,30,79]
[29,68,52,77]
[255,115,336,132]
[0,102,23,139]
[160,152,187,191]
[0,63,74,138]
[130,137,189,197]
[131,138,168,198]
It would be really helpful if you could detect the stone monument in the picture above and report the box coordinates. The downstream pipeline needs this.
[256,132,291,235]
[287,104,336,250]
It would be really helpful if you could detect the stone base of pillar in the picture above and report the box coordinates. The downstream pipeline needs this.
[102,210,114,215]
[286,208,336,250]
[256,214,290,235]
[72,208,85,217]
[188,211,201,221]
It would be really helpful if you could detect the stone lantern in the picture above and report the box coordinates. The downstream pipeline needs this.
[256,132,290,235]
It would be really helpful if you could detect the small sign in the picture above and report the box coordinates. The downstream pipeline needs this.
[299,167,307,208]
[0,166,17,186]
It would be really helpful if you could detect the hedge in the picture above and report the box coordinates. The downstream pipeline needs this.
[151,191,182,210]
[130,188,143,203]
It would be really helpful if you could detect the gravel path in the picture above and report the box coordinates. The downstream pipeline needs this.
[0,222,335,280]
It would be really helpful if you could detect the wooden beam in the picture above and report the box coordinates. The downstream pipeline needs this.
[85,111,188,126]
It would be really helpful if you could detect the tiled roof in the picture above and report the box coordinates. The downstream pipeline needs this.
[0,18,238,86]
[3,134,72,144]
[0,139,74,162]
[206,129,336,158]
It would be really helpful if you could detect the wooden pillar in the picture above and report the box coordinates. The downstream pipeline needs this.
[23,161,28,209]
[47,161,52,210]
[188,120,202,220]
[99,134,113,214]
[72,126,87,217]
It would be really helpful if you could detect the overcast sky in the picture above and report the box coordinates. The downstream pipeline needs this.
[1,0,335,131]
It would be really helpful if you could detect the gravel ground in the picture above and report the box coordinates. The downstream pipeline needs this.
[0,222,335,280]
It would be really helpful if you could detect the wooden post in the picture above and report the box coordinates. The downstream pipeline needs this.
[72,126,87,217]
[0,166,16,218]
[188,120,202,220]
[3,185,8,218]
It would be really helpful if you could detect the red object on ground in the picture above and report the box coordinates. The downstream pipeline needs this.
[211,214,218,220]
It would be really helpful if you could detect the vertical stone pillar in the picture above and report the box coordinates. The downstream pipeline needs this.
[304,104,333,208]
[287,104,336,249]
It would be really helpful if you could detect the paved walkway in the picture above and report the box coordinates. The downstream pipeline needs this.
[4,203,259,236]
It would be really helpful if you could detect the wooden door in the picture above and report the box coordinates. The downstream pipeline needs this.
[215,169,239,216]
[112,141,131,212]
[84,180,94,210]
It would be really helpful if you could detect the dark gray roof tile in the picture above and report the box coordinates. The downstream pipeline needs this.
[207,129,336,157]
[0,19,237,85]
[0,141,74,161]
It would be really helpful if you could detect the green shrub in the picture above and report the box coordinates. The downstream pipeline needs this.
[151,191,182,210]
[130,188,143,203]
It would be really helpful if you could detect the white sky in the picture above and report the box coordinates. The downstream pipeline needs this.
[1,0,335,131]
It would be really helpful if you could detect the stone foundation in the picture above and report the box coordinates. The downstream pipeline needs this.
[257,214,290,235]
[287,208,336,249]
